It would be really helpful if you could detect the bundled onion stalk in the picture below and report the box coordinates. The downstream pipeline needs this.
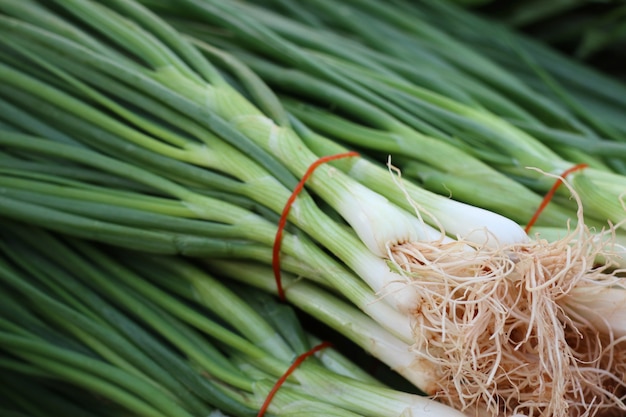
[0,0,625,416]
[155,0,626,229]
[0,222,464,417]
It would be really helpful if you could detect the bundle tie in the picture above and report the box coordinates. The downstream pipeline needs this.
[256,341,332,417]
[272,151,359,300]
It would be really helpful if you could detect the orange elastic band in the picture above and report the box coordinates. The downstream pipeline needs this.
[256,341,332,417]
[272,151,359,301]
[525,163,588,233]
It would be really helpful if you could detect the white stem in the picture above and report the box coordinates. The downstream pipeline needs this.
[283,273,431,386]
[347,251,422,315]
[426,197,530,248]
[378,159,529,248]
[567,285,626,338]
[335,181,452,257]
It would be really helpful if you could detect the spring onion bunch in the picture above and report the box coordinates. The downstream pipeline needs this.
[132,3,626,413]
[155,0,626,232]
[0,0,517,405]
[0,0,625,416]
[0,0,527,339]
[0,222,467,417]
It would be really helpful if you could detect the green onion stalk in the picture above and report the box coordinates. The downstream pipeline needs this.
[0,1,625,416]
[157,0,626,233]
[154,0,586,230]
[0,222,467,417]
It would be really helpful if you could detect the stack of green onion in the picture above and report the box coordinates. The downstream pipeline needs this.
[0,0,625,416]
[1,222,466,417]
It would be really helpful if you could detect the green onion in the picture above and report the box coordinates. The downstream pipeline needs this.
[0,222,468,417]
[1,1,625,416]
[165,0,626,231]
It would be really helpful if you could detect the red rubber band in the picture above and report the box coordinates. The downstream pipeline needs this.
[524,163,588,234]
[256,341,332,417]
[272,151,359,301]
